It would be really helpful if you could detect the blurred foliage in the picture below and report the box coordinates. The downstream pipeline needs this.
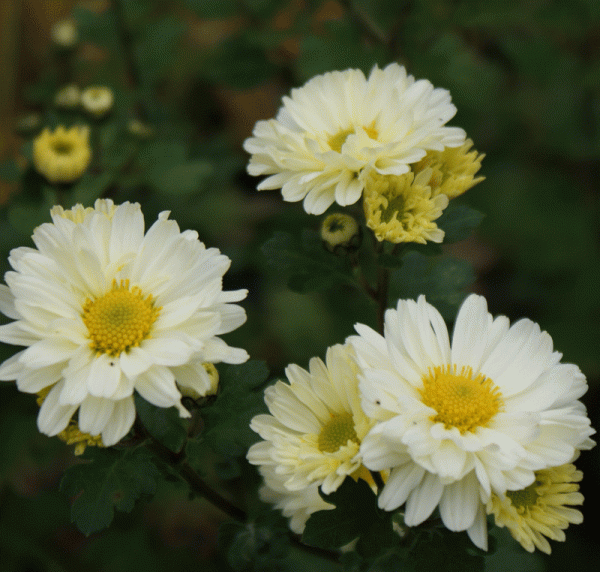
[1,0,599,571]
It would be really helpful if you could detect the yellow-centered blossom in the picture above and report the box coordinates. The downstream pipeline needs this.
[33,125,91,184]
[487,463,585,554]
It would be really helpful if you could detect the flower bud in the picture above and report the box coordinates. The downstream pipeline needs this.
[320,213,361,253]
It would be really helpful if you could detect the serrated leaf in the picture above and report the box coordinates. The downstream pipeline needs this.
[201,361,270,457]
[261,230,354,293]
[302,478,396,557]
[135,395,188,453]
[437,203,485,243]
[60,447,159,535]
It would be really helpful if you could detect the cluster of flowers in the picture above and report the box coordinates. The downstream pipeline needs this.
[242,63,595,554]
[0,62,594,558]
[244,63,484,245]
[247,297,594,554]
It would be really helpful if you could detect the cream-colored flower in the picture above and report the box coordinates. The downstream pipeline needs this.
[244,63,465,215]
[51,18,78,49]
[248,344,374,495]
[348,294,595,550]
[0,200,248,446]
[33,125,91,184]
[415,138,485,199]
[363,169,448,244]
[54,84,81,109]
[258,465,334,534]
[487,462,584,554]
[81,86,114,117]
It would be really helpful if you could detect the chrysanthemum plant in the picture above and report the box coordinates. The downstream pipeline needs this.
[0,3,595,572]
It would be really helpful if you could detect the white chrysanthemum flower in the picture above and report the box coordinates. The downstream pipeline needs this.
[0,200,248,447]
[247,344,373,494]
[258,465,334,534]
[348,294,595,549]
[244,63,466,215]
[81,86,114,117]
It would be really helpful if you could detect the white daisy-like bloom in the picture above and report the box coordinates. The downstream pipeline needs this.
[0,200,248,447]
[244,63,466,215]
[348,294,595,549]
[258,465,334,534]
[247,344,373,495]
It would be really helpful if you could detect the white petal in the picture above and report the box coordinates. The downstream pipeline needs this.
[37,381,78,436]
[19,338,76,368]
[78,395,116,435]
[379,464,426,511]
[404,471,444,525]
[86,353,123,398]
[438,472,480,531]
[101,397,136,446]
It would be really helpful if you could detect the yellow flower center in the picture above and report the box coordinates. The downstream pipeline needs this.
[328,124,378,153]
[419,365,503,433]
[52,140,75,155]
[507,481,541,509]
[318,412,359,453]
[82,279,160,357]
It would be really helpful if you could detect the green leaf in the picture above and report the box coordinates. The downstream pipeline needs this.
[389,252,475,320]
[134,395,188,453]
[60,447,159,536]
[261,230,354,293]
[302,478,396,557]
[437,203,485,243]
[201,361,270,457]
[219,511,290,572]
[153,161,212,195]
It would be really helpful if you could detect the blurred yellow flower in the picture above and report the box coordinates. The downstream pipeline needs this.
[81,86,114,117]
[33,125,91,184]
[51,18,78,49]
[54,84,81,108]
[363,170,448,244]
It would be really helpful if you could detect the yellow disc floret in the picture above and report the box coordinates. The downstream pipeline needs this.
[82,279,160,357]
[318,412,359,453]
[419,365,503,433]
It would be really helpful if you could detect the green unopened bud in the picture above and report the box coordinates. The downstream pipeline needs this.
[320,213,361,253]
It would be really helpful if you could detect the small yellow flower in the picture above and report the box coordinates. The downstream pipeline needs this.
[33,125,91,184]
[54,84,81,108]
[51,18,78,49]
[320,213,360,252]
[415,138,485,199]
[363,170,448,244]
[81,86,114,117]
[487,463,585,554]
[37,387,103,455]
